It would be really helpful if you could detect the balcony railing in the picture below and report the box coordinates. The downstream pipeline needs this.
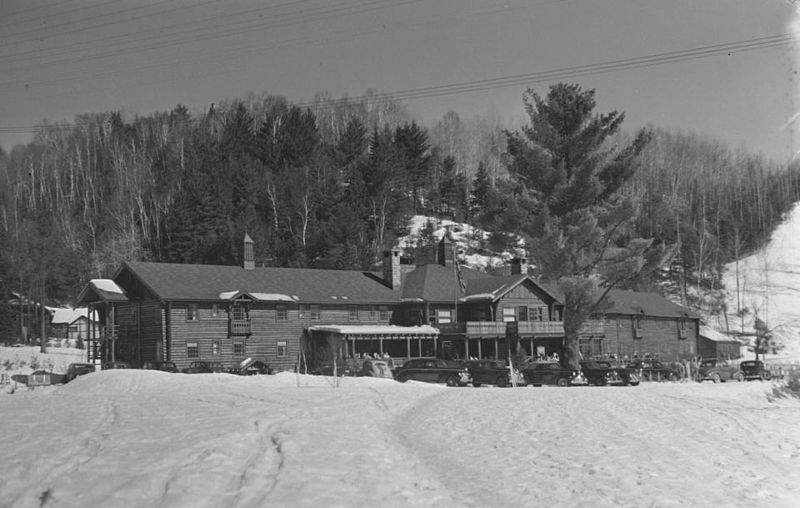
[229,319,251,336]
[436,319,605,337]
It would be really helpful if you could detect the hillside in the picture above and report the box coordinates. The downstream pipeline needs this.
[716,203,800,361]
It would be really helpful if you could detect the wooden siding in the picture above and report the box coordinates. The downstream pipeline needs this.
[599,316,698,361]
[494,282,556,323]
[165,302,393,372]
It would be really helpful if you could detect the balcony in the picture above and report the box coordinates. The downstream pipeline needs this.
[229,319,251,336]
[437,321,565,337]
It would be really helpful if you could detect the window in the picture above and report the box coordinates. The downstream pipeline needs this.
[69,325,78,334]
[532,307,545,321]
[517,306,529,322]
[349,306,359,321]
[502,307,516,322]
[300,304,320,320]
[187,342,199,358]
[368,306,378,320]
[276,340,287,357]
[233,341,244,356]
[233,304,247,321]
[436,309,452,324]
[276,305,287,322]
[186,305,198,321]
[211,341,219,356]
[211,304,220,317]
[379,306,390,321]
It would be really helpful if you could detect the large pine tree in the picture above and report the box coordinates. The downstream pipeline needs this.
[506,83,660,368]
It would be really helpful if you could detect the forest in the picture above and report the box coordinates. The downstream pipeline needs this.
[2,83,800,340]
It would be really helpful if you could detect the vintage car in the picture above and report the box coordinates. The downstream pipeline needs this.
[580,360,639,386]
[625,359,682,382]
[462,359,524,387]
[697,359,744,383]
[229,358,272,376]
[522,361,584,387]
[182,361,226,374]
[393,357,471,386]
[65,363,96,382]
[143,361,179,373]
[739,360,773,381]
[356,359,394,379]
[102,361,131,370]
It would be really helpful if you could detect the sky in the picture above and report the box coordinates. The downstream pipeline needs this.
[2,356,800,507]
[0,0,798,162]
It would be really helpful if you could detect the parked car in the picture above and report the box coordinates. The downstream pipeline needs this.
[65,363,96,382]
[182,361,226,374]
[102,361,131,370]
[580,360,639,386]
[522,361,584,387]
[626,359,681,381]
[739,360,773,381]
[356,359,394,379]
[229,358,272,376]
[393,357,471,386]
[697,359,744,383]
[143,360,179,373]
[462,359,524,387]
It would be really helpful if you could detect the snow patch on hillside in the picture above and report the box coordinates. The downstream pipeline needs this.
[398,215,524,269]
[717,203,800,360]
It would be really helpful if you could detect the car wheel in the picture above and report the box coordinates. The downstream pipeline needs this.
[761,372,772,381]
[596,377,607,386]
[445,375,460,387]
[397,373,410,383]
[629,380,640,386]
[495,376,508,388]
[711,373,721,384]
[473,382,481,388]
[556,377,570,387]
[735,372,744,382]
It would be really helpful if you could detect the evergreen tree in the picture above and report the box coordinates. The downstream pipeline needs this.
[506,83,657,369]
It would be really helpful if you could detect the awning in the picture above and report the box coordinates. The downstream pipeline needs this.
[308,324,439,340]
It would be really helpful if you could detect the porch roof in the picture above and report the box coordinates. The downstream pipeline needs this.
[308,324,439,336]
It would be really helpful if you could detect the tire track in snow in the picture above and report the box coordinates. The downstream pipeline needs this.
[10,396,118,508]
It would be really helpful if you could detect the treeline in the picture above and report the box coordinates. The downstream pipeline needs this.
[1,86,799,317]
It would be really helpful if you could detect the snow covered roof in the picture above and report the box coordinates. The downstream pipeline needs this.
[308,325,439,336]
[50,308,98,325]
[76,279,128,304]
[699,326,742,343]
[218,291,298,302]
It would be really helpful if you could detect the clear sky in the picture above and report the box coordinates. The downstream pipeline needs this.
[0,0,797,162]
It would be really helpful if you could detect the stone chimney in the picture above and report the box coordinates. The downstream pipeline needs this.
[383,249,401,289]
[510,257,528,275]
[243,234,255,270]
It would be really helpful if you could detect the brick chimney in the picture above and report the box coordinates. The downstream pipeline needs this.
[243,234,255,270]
[383,249,401,289]
[437,234,454,267]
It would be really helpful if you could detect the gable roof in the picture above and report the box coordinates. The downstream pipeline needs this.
[600,289,700,319]
[464,274,560,303]
[400,264,486,302]
[76,279,129,304]
[116,261,400,305]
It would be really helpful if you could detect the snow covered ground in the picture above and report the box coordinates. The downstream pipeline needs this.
[2,354,799,508]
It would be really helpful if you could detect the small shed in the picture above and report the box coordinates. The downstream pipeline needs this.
[698,326,743,360]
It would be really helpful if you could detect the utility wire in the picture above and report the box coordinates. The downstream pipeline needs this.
[0,30,796,134]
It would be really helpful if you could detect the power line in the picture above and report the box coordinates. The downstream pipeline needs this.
[0,30,796,134]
